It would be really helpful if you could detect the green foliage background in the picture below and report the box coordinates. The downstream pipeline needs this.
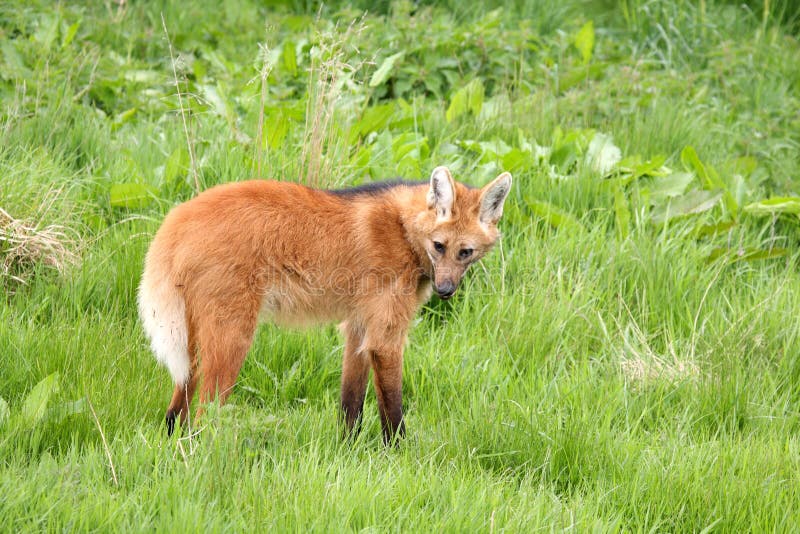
[2,0,800,530]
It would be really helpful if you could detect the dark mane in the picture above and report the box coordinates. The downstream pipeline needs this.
[326,179,426,198]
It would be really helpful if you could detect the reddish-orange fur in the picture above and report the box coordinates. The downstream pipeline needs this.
[139,167,511,442]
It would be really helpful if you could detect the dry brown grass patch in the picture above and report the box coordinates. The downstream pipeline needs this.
[0,206,78,291]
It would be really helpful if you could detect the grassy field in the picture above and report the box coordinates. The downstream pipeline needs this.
[2,0,800,530]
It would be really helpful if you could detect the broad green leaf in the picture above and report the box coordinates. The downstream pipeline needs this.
[556,127,595,152]
[460,139,512,162]
[527,199,586,234]
[549,143,578,172]
[558,62,606,92]
[446,84,469,123]
[706,247,727,262]
[737,248,789,262]
[110,183,157,209]
[193,59,208,81]
[706,247,730,263]
[644,172,694,201]
[392,133,429,175]
[369,52,403,88]
[615,154,669,180]
[502,148,531,172]
[468,79,484,116]
[713,168,737,215]
[681,146,737,216]
[650,189,722,224]
[2,40,31,78]
[707,247,789,264]
[350,103,394,142]
[392,79,413,98]
[111,107,137,131]
[282,40,297,76]
[21,373,60,426]
[744,197,800,216]
[574,21,595,64]
[446,79,484,123]
[62,21,80,47]
[164,146,189,184]
[392,132,428,161]
[636,155,669,177]
[695,220,736,237]
[681,146,709,184]
[422,73,444,98]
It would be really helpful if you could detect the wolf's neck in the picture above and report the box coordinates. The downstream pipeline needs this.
[391,186,434,277]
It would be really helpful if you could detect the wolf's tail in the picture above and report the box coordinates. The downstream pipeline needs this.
[138,248,190,386]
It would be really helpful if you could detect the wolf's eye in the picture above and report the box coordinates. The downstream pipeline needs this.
[433,241,446,254]
[458,248,473,260]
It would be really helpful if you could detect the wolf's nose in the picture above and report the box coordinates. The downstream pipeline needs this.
[435,281,456,299]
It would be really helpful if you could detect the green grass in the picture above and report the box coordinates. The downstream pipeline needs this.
[3,0,800,530]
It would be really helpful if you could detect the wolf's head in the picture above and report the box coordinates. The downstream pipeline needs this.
[412,166,512,300]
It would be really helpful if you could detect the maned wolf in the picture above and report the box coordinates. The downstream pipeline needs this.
[138,166,512,442]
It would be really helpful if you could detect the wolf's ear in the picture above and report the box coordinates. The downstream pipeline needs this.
[479,172,512,226]
[427,166,456,221]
